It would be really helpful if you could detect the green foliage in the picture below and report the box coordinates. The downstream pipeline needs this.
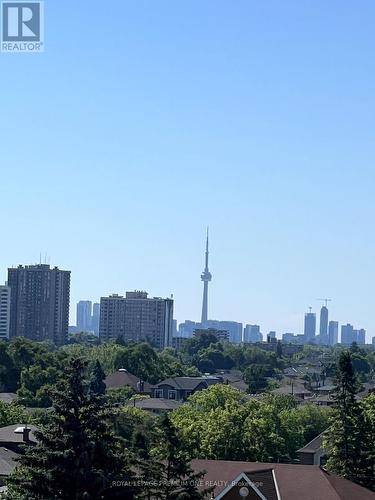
[67,331,100,345]
[324,351,375,491]
[138,413,211,499]
[0,401,31,427]
[17,365,60,407]
[107,386,135,405]
[243,364,271,393]
[90,360,106,395]
[170,385,330,463]
[6,357,136,499]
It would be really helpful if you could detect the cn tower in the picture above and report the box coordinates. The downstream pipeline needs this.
[200,228,212,324]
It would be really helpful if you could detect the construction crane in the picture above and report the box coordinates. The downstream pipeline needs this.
[317,298,332,307]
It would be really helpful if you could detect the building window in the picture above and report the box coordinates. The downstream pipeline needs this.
[168,390,176,400]
[154,389,163,398]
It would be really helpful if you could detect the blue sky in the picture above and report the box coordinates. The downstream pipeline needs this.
[1,1,375,340]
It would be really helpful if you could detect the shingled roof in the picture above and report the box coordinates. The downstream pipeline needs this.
[104,369,152,393]
[191,459,375,500]
[155,376,221,391]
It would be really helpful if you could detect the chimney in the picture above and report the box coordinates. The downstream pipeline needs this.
[22,426,31,443]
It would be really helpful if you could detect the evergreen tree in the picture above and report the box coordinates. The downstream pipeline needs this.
[138,413,211,500]
[90,359,106,396]
[6,357,136,499]
[324,351,372,489]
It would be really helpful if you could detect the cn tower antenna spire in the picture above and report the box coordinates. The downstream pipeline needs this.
[201,227,212,325]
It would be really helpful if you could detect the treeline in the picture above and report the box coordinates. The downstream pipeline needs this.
[0,338,200,408]
[179,329,284,392]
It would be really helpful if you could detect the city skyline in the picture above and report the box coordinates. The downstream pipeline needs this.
[0,255,372,342]
[1,2,375,342]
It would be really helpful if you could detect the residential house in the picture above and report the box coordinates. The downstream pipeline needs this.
[152,376,222,401]
[271,383,313,402]
[0,424,38,486]
[191,459,375,500]
[297,432,326,465]
[104,369,152,395]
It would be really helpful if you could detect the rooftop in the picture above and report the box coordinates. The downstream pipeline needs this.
[191,459,375,500]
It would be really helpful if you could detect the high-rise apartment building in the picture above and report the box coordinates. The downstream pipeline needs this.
[0,285,11,339]
[319,306,329,344]
[205,320,243,343]
[304,309,316,342]
[243,324,262,343]
[7,265,71,345]
[91,302,100,336]
[328,321,339,346]
[99,291,173,349]
[341,324,356,345]
[178,320,199,338]
[76,301,92,332]
[356,329,366,345]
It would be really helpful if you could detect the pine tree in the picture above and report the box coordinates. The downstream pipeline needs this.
[6,357,136,499]
[90,359,106,396]
[138,413,211,500]
[324,351,371,488]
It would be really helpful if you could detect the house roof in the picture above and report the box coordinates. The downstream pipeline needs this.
[219,371,248,392]
[191,459,375,500]
[0,393,17,404]
[0,447,19,476]
[155,376,221,391]
[297,432,325,454]
[131,398,182,411]
[316,385,336,392]
[271,384,312,397]
[0,424,38,445]
[104,370,152,393]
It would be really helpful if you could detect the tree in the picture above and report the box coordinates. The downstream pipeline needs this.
[0,401,31,427]
[324,351,371,489]
[360,394,375,491]
[141,413,211,500]
[243,364,270,393]
[6,357,136,499]
[90,360,106,396]
[276,340,283,359]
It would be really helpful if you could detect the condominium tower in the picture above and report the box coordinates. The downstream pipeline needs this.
[99,291,173,349]
[7,264,71,345]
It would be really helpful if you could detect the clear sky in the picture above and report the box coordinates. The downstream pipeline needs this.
[1,1,375,340]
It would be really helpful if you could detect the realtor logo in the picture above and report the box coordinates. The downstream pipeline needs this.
[1,1,44,52]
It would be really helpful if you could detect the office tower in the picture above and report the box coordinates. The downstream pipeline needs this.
[7,264,71,345]
[200,229,212,325]
[267,331,276,342]
[99,291,173,349]
[178,320,199,338]
[76,301,92,332]
[205,320,243,343]
[304,309,316,342]
[357,329,366,345]
[372,336,375,347]
[282,333,297,343]
[328,321,339,346]
[319,306,329,344]
[0,285,11,339]
[91,303,100,336]
[341,324,356,345]
[172,319,178,337]
[244,324,262,343]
